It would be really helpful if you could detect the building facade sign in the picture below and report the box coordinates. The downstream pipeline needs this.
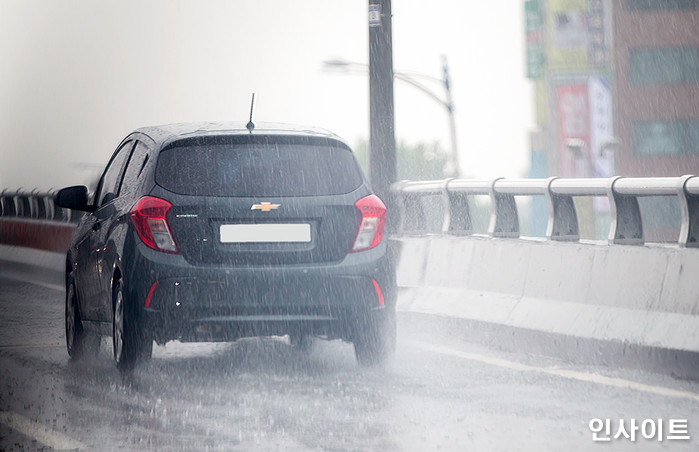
[556,84,590,177]
[525,0,545,79]
[546,0,608,70]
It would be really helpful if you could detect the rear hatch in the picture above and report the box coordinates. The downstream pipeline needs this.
[153,134,366,266]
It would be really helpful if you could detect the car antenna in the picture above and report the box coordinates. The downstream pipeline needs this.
[246,93,255,133]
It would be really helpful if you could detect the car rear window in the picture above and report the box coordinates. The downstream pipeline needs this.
[155,135,363,197]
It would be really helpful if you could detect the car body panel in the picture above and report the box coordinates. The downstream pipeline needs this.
[62,122,395,356]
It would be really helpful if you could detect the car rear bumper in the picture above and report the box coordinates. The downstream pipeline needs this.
[125,241,395,343]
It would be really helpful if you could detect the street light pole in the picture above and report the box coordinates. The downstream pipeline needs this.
[368,0,396,204]
[442,56,459,177]
[323,56,459,178]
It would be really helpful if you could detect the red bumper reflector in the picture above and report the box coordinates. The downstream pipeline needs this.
[372,279,384,306]
[145,281,158,308]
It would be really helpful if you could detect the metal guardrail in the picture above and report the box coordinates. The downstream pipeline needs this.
[4,177,698,247]
[0,189,76,223]
[391,175,699,248]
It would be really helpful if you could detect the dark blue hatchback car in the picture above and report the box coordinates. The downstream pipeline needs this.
[55,122,396,370]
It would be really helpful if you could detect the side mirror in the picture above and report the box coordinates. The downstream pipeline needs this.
[55,186,94,212]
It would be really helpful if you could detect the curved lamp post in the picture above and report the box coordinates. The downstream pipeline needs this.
[323,57,460,178]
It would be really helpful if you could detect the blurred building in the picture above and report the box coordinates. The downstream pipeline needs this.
[524,0,699,239]
[525,0,698,178]
[614,0,699,176]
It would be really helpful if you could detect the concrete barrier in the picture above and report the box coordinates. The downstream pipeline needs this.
[393,236,699,354]
[0,218,74,253]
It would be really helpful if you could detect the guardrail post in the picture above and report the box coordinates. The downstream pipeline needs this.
[391,182,406,235]
[17,195,29,217]
[446,190,473,235]
[488,177,519,238]
[403,193,427,234]
[54,205,72,222]
[392,182,427,235]
[439,179,451,233]
[31,191,47,219]
[678,175,698,248]
[2,194,17,216]
[46,195,55,221]
[608,177,644,245]
[545,177,579,241]
[29,195,39,219]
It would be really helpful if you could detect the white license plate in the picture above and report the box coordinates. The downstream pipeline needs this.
[220,224,311,243]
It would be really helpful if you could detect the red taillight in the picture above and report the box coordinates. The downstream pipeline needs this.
[130,196,179,253]
[351,194,386,252]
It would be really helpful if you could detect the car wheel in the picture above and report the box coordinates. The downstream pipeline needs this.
[353,308,396,367]
[112,280,152,371]
[65,277,99,360]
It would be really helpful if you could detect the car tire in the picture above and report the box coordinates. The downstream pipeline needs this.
[65,277,99,360]
[353,308,396,367]
[112,280,152,372]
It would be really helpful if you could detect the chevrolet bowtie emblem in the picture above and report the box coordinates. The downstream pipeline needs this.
[251,202,280,212]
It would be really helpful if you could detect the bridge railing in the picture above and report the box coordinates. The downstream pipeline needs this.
[0,189,76,223]
[4,177,699,247]
[392,175,699,248]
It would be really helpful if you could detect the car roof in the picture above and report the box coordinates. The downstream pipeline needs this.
[135,121,348,149]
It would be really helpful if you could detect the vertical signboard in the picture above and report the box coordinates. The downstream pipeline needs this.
[525,0,544,79]
[556,84,590,177]
[588,76,614,178]
[587,0,607,67]
[556,79,612,177]
[529,129,548,236]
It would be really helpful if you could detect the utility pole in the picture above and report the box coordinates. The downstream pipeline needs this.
[442,56,459,177]
[368,0,396,205]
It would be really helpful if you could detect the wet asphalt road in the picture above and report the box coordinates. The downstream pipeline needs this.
[1,269,698,451]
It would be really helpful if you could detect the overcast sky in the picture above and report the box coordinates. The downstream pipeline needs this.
[0,0,533,190]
